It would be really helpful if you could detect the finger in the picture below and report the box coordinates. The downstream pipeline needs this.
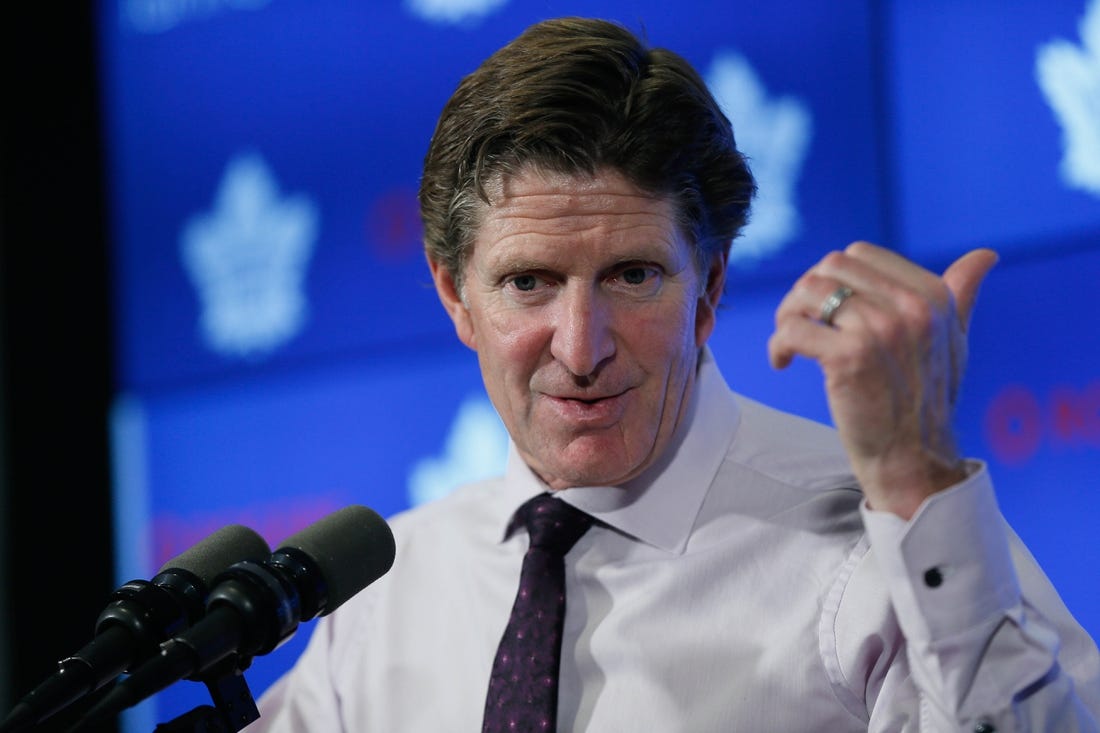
[819,242,940,300]
[942,248,999,329]
[775,268,889,329]
[774,249,893,319]
[774,271,839,325]
[768,317,815,369]
[843,241,935,282]
[768,311,857,369]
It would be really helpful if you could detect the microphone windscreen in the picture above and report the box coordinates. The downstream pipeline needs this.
[276,505,396,613]
[158,524,271,586]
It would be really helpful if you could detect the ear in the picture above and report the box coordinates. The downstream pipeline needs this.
[694,249,728,347]
[428,256,477,350]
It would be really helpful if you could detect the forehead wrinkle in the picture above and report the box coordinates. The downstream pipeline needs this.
[490,164,666,208]
[487,210,674,240]
[481,214,679,260]
[485,189,677,240]
[494,190,665,219]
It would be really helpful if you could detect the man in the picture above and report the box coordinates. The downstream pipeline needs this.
[253,17,1100,731]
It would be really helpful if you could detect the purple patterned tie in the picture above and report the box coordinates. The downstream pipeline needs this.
[482,493,594,733]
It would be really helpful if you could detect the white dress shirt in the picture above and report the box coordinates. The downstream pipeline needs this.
[251,349,1100,731]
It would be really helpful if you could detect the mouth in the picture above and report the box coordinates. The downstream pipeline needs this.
[552,387,627,403]
[564,394,612,404]
[542,389,630,424]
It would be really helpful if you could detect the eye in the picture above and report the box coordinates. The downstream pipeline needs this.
[511,274,539,292]
[611,264,662,288]
[621,267,650,285]
[501,271,557,302]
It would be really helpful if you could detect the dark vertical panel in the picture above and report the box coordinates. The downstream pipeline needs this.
[0,3,117,732]
[0,198,9,719]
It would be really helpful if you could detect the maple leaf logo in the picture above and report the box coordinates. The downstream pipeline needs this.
[407,395,509,506]
[180,152,319,359]
[705,52,813,265]
[1036,0,1100,196]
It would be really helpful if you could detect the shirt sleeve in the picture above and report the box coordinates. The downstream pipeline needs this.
[858,462,1100,731]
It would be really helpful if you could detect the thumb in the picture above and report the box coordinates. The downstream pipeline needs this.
[943,248,999,330]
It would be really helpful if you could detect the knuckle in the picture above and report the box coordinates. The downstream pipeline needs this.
[879,317,908,347]
[775,292,801,322]
[818,250,847,271]
[896,292,934,332]
[798,271,827,294]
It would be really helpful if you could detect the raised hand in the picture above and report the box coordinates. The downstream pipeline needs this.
[768,241,999,519]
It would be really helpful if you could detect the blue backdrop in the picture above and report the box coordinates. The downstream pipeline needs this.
[97,0,1100,729]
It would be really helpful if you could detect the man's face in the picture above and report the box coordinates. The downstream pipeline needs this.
[430,166,725,490]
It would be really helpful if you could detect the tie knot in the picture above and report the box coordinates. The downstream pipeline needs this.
[517,493,594,556]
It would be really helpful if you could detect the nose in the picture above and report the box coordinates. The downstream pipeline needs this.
[550,285,615,377]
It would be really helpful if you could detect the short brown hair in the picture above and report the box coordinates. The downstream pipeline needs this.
[419,16,756,286]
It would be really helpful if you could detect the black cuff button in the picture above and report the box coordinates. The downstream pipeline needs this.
[923,567,944,588]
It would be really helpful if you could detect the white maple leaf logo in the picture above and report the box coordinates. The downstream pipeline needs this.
[180,152,319,359]
[407,395,509,506]
[705,52,813,265]
[1036,0,1100,196]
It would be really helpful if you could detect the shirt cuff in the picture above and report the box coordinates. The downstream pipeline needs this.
[859,461,1022,644]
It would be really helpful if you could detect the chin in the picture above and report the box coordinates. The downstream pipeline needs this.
[543,460,641,490]
[528,434,651,488]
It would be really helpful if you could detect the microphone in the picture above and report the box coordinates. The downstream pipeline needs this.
[74,505,396,728]
[0,524,270,733]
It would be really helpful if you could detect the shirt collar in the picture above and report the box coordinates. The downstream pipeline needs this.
[496,346,740,554]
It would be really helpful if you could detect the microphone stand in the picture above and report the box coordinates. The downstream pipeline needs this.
[150,657,258,733]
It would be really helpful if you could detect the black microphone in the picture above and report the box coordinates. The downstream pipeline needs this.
[74,505,396,728]
[0,524,271,733]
